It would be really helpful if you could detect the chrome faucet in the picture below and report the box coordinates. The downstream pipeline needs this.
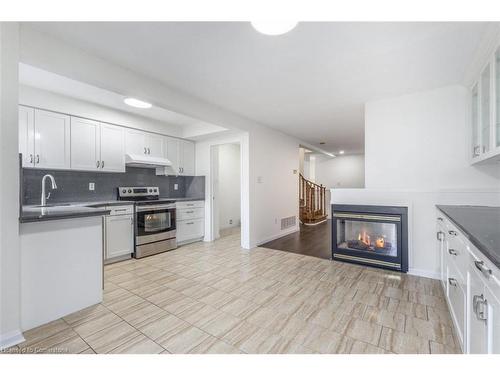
[41,174,57,206]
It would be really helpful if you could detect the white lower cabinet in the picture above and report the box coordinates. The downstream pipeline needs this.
[104,206,134,263]
[437,210,500,354]
[176,200,204,244]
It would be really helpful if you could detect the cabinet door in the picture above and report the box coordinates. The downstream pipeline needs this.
[480,64,491,155]
[147,134,164,158]
[471,83,480,159]
[180,140,195,175]
[105,215,134,259]
[177,218,204,243]
[125,129,147,155]
[34,109,71,169]
[70,117,100,171]
[19,105,35,167]
[485,287,500,353]
[495,48,500,150]
[100,124,125,172]
[166,137,180,174]
[468,268,488,353]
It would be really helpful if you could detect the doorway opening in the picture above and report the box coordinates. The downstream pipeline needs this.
[211,143,241,240]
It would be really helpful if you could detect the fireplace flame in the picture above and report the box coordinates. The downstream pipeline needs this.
[358,232,370,246]
[375,237,385,248]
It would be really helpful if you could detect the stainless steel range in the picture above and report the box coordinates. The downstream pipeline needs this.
[118,186,177,258]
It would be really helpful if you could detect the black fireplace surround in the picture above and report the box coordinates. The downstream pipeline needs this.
[331,204,408,272]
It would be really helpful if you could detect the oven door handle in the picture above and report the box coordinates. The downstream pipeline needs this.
[136,205,175,212]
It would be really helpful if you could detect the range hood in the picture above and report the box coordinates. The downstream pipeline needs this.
[125,153,172,168]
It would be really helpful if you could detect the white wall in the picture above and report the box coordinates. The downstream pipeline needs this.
[365,85,500,190]
[19,85,183,138]
[218,144,241,229]
[333,85,500,279]
[316,154,365,189]
[0,23,23,349]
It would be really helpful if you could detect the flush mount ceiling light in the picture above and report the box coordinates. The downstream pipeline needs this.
[251,21,298,36]
[124,97,152,109]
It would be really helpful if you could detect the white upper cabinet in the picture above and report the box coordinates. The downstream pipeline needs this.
[19,105,35,167]
[125,129,164,157]
[164,137,195,175]
[34,109,71,169]
[70,117,100,170]
[180,139,195,175]
[471,45,500,164]
[70,118,125,172]
[125,129,147,155]
[165,136,179,173]
[100,124,125,172]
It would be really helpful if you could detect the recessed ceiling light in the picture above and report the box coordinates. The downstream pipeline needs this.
[339,150,345,155]
[319,142,326,145]
[251,21,298,36]
[124,97,152,109]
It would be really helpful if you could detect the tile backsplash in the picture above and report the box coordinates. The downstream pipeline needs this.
[22,166,205,205]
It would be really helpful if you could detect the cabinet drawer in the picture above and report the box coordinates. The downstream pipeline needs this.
[177,218,204,243]
[176,200,204,209]
[447,262,466,350]
[177,207,204,220]
[105,205,134,216]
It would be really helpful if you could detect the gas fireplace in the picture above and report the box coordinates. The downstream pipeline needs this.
[331,204,408,272]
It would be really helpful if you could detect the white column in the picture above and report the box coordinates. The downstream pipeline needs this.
[0,22,23,349]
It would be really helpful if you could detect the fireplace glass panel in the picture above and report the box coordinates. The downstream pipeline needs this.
[336,219,398,257]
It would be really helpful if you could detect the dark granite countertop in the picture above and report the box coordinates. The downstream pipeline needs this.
[436,205,500,269]
[20,205,111,223]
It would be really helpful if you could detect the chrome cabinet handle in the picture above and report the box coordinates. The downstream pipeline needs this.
[186,222,194,225]
[437,217,444,222]
[29,154,33,164]
[101,161,104,169]
[448,278,458,287]
[144,147,147,154]
[448,230,457,236]
[448,248,458,256]
[185,210,194,214]
[36,154,40,164]
[473,145,481,156]
[436,231,444,241]
[96,160,100,168]
[148,148,151,154]
[474,260,492,278]
[473,294,488,321]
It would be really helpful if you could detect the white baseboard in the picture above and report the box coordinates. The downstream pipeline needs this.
[254,227,300,248]
[408,267,440,280]
[0,330,25,350]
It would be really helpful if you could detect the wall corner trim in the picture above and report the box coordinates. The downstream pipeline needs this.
[0,330,25,351]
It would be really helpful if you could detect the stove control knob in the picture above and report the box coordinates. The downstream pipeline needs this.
[122,189,126,193]
[154,188,158,193]
[149,188,153,193]
[128,189,132,193]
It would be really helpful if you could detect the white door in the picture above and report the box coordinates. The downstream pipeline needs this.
[147,134,164,158]
[468,268,488,353]
[166,137,180,174]
[70,117,100,171]
[180,140,195,175]
[125,129,147,156]
[105,215,134,259]
[100,124,125,172]
[19,106,35,167]
[485,286,500,353]
[34,109,71,169]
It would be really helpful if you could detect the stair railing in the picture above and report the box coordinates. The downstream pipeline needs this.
[299,174,326,223]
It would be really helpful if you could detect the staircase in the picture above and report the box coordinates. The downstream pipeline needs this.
[299,174,327,225]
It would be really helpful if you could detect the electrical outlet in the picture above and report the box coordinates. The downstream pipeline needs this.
[89,182,95,191]
[174,183,178,190]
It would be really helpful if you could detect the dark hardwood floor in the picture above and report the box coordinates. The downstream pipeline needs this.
[261,220,331,260]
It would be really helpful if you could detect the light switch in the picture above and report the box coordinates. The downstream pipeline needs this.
[174,183,178,190]
[89,182,95,191]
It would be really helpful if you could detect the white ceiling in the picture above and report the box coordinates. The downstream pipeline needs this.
[24,22,489,153]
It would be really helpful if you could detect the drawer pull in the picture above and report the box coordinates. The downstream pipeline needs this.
[186,222,194,225]
[437,217,444,222]
[448,248,458,256]
[473,294,488,321]
[448,230,457,236]
[474,260,492,278]
[185,210,194,214]
[436,231,444,241]
[448,278,458,287]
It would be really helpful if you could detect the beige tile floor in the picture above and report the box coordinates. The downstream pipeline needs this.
[3,228,461,354]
